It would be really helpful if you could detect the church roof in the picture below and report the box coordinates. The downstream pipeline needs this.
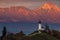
[38,21,41,24]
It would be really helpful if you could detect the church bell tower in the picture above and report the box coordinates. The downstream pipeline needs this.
[38,21,42,33]
[38,21,44,33]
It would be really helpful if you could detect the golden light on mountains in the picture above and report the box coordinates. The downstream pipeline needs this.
[0,2,60,23]
[35,2,60,12]
[41,3,60,12]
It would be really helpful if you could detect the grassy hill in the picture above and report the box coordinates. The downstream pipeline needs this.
[1,31,60,40]
[24,31,60,40]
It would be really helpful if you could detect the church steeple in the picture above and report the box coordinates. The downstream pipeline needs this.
[38,21,44,33]
[38,21,41,24]
[38,21,42,33]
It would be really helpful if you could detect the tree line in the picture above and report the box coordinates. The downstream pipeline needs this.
[0,24,60,40]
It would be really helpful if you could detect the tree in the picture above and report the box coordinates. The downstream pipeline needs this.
[14,31,25,40]
[1,26,7,40]
[2,26,7,37]
[52,30,60,38]
[45,24,51,34]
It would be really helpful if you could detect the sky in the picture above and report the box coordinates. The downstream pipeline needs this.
[0,0,60,9]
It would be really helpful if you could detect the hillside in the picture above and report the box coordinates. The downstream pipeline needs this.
[27,32,59,40]
[1,31,60,40]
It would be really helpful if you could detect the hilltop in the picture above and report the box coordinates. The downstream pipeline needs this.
[1,30,60,40]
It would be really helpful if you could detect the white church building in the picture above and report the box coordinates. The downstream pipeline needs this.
[38,21,44,33]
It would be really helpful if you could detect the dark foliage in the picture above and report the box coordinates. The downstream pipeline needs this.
[0,25,60,40]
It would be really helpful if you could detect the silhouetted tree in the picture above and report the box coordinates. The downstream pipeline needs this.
[52,30,60,38]
[2,26,7,37]
[14,31,25,40]
[1,26,7,40]
[19,31,25,40]
[45,24,51,34]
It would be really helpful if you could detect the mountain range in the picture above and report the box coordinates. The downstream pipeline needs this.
[0,2,60,23]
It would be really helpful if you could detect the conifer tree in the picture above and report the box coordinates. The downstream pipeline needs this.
[45,24,51,33]
[1,26,7,40]
[2,26,7,37]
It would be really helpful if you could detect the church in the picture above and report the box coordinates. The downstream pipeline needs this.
[38,21,44,33]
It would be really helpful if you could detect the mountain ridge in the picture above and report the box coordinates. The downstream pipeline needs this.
[34,2,60,23]
[0,6,39,22]
[34,2,60,12]
[0,2,60,23]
